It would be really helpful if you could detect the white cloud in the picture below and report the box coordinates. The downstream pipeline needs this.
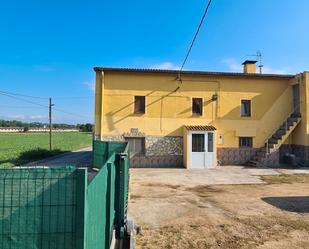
[221,58,288,74]
[151,62,181,70]
[83,81,95,92]
[262,67,287,74]
[221,58,242,72]
[29,115,45,120]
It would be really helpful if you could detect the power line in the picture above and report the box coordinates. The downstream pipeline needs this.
[180,0,213,71]
[0,92,90,119]
[0,92,48,108]
[0,90,93,100]
[0,90,48,100]
[0,105,46,109]
[53,96,93,100]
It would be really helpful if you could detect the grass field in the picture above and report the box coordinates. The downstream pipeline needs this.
[0,132,92,167]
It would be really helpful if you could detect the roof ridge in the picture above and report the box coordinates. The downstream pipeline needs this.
[93,67,294,78]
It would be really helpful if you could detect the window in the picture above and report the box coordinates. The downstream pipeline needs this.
[239,137,253,148]
[241,100,251,117]
[208,133,214,152]
[192,98,203,115]
[125,137,145,156]
[134,96,145,114]
[192,134,205,152]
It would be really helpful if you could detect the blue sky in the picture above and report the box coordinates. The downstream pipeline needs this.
[0,0,308,124]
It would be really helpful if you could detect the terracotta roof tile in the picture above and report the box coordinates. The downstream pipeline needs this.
[185,125,216,131]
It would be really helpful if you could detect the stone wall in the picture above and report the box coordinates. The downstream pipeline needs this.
[102,134,183,167]
[145,136,182,156]
[217,148,258,165]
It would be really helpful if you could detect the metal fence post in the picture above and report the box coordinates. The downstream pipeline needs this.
[76,168,87,249]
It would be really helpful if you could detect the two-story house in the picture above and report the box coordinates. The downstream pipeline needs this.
[94,61,308,168]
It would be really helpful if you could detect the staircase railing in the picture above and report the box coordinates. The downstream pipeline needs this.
[265,103,301,155]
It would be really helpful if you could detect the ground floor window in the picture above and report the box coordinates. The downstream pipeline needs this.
[125,137,145,156]
[239,137,253,148]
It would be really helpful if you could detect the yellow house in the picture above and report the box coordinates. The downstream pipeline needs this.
[94,61,309,168]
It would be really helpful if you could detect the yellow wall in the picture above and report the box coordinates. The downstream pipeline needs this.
[292,72,309,146]
[95,70,297,148]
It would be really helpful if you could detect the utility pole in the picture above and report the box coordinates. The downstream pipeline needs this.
[49,97,53,151]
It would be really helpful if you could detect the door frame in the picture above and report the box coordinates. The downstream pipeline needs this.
[187,130,216,169]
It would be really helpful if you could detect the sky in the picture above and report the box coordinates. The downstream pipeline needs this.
[0,0,308,124]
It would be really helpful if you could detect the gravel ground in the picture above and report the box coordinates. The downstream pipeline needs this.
[129,167,309,249]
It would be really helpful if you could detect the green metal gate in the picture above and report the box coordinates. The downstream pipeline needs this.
[0,141,130,249]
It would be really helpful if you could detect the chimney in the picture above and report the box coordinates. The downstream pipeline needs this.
[242,60,257,74]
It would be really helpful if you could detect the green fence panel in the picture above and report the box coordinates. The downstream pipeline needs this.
[0,141,130,249]
[85,164,108,249]
[115,143,130,239]
[93,141,108,168]
[93,141,128,169]
[0,167,86,249]
[86,151,117,249]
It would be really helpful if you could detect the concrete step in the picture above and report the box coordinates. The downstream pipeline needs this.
[268,137,278,144]
[291,112,301,118]
[287,117,298,123]
[273,130,286,139]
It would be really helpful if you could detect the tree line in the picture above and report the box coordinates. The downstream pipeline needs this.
[0,120,93,132]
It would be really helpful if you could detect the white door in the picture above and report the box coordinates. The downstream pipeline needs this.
[190,131,215,169]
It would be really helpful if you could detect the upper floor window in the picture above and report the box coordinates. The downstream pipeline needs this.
[241,100,251,117]
[134,96,145,114]
[192,98,203,115]
[239,137,253,148]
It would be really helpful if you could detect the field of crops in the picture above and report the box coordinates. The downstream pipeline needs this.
[0,132,92,167]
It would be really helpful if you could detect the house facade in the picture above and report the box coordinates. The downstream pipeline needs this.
[94,61,309,168]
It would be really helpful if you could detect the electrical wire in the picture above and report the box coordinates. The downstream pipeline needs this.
[0,105,46,109]
[0,92,90,119]
[0,92,48,108]
[180,0,213,71]
[0,90,93,100]
[0,90,48,100]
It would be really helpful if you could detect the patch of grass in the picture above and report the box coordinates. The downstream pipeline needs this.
[261,174,309,184]
[0,132,92,167]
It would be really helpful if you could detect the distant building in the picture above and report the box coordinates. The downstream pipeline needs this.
[93,61,307,168]
[0,127,24,133]
[0,127,79,133]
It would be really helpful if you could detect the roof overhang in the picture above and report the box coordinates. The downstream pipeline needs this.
[93,67,294,79]
[185,125,216,131]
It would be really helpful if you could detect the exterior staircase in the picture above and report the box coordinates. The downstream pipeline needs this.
[246,112,301,167]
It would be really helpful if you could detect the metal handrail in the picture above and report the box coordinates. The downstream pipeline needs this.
[265,103,300,155]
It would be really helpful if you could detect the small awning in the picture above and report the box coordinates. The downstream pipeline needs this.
[185,125,216,131]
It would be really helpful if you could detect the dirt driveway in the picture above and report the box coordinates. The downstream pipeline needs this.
[25,147,92,167]
[128,167,309,249]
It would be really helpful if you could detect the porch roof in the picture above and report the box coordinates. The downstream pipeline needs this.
[185,125,216,131]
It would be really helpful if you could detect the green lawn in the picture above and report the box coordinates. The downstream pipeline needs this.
[0,132,92,167]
